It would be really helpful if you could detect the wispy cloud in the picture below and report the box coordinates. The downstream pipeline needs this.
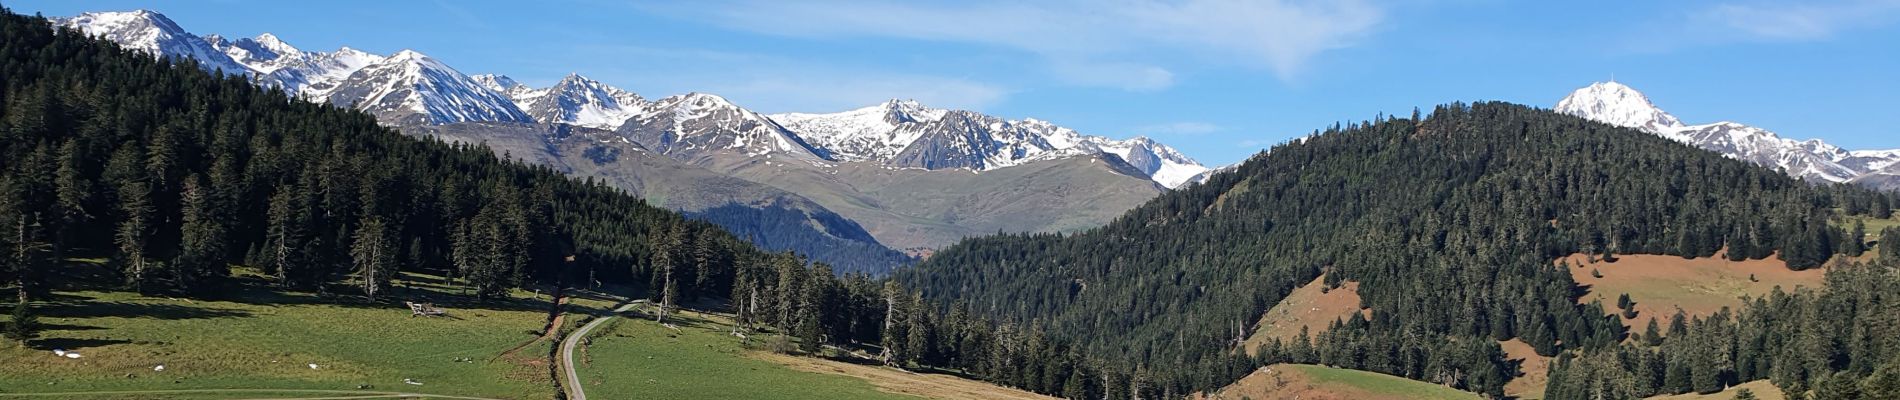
[1622,0,1900,52]
[556,44,1009,113]
[644,0,1383,90]
[1137,122,1221,136]
[1697,0,1900,41]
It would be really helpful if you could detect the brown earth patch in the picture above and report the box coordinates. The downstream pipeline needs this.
[1242,274,1367,355]
[1195,364,1478,400]
[1499,338,1551,399]
[1561,252,1827,331]
[753,352,1056,400]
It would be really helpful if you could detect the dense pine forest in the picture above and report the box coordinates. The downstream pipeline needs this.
[899,103,1900,397]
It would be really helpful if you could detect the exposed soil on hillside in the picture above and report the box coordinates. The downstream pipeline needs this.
[1561,252,1827,331]
[1499,338,1551,399]
[1242,274,1366,355]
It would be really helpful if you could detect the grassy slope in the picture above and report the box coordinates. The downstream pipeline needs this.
[574,308,911,400]
[1201,363,1478,400]
[1647,380,1787,400]
[0,268,559,398]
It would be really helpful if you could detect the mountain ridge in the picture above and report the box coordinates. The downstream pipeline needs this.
[1556,81,1898,187]
[51,9,1207,188]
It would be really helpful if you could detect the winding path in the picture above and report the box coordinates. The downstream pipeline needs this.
[561,301,641,400]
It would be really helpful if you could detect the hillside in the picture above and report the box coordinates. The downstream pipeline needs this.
[899,102,1898,397]
[411,122,912,274]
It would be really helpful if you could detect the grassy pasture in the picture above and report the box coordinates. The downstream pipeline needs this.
[0,265,560,399]
[572,307,912,400]
[1199,363,1478,400]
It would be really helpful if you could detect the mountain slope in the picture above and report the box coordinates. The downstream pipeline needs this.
[898,102,1894,396]
[409,122,911,273]
[51,10,249,74]
[1556,81,1898,185]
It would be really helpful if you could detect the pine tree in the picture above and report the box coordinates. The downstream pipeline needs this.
[3,299,37,344]
[265,186,308,287]
[653,224,681,323]
[115,179,154,292]
[350,217,395,301]
[906,292,931,365]
[1643,318,1664,346]
[1882,227,1900,262]
[173,174,226,292]
[879,281,906,366]
[50,139,89,266]
[1843,220,1867,257]
[1,177,52,304]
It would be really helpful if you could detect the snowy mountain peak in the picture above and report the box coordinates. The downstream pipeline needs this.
[250,33,300,55]
[205,32,311,74]
[1555,82,1896,185]
[472,74,523,92]
[505,73,648,129]
[54,10,250,75]
[1555,81,1684,134]
[323,49,532,125]
[620,93,825,161]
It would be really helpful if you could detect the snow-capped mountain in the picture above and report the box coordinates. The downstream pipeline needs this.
[204,33,304,74]
[485,74,649,130]
[324,50,534,125]
[52,10,250,74]
[258,46,385,100]
[54,9,1208,187]
[1557,81,1899,184]
[202,32,386,100]
[617,93,827,161]
[771,100,1209,187]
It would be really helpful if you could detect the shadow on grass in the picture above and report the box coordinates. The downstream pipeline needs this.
[39,301,252,320]
[38,322,108,332]
[32,337,134,351]
[198,278,557,315]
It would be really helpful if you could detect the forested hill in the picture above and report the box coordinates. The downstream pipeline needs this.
[898,102,1899,396]
[0,8,762,297]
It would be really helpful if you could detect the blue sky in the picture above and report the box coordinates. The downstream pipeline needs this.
[13,0,1900,165]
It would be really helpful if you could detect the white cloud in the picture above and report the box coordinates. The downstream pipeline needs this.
[647,0,1383,88]
[559,44,1009,113]
[1137,122,1222,136]
[708,74,1010,113]
[1696,0,1900,41]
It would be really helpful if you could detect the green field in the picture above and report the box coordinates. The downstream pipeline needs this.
[0,266,567,399]
[573,308,912,400]
[1287,364,1479,400]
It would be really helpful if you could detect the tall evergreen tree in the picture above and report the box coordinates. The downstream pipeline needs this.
[173,174,225,292]
[350,217,395,301]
